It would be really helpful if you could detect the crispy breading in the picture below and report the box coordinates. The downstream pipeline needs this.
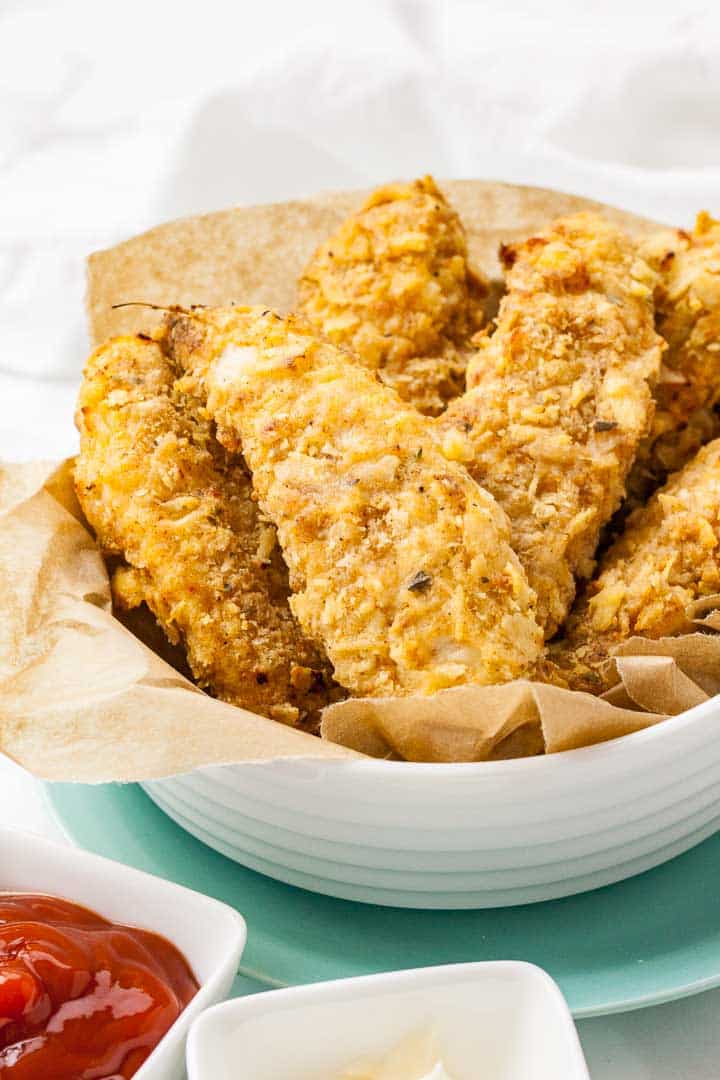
[164,306,544,698]
[74,334,340,728]
[551,438,720,693]
[627,212,720,502]
[437,212,664,638]
[296,176,486,416]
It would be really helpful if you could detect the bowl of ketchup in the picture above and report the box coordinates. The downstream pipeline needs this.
[0,894,198,1078]
[1,828,246,1080]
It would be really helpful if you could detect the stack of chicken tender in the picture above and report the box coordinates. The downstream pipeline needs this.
[74,176,720,732]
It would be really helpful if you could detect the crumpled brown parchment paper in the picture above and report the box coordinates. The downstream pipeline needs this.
[0,460,357,780]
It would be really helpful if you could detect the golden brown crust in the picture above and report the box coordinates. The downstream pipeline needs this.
[74,334,340,728]
[553,438,720,692]
[627,213,720,502]
[296,176,486,416]
[437,212,664,638]
[165,306,544,698]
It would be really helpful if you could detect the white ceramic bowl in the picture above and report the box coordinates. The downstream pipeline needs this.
[0,827,247,1080]
[186,961,589,1080]
[143,693,720,909]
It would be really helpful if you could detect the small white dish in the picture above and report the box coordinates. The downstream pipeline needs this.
[0,826,247,1080]
[186,961,589,1080]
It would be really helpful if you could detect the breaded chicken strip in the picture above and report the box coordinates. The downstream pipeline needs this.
[437,212,664,638]
[552,438,720,693]
[74,334,339,728]
[165,306,544,698]
[627,212,720,503]
[297,176,486,416]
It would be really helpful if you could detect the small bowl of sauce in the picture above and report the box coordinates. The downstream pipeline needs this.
[0,894,198,1079]
[187,961,590,1079]
[1,828,246,1080]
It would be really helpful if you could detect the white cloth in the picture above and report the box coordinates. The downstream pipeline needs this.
[3,1,720,1073]
[2,0,720,458]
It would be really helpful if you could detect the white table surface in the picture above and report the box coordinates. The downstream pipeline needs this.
[3,1,720,1074]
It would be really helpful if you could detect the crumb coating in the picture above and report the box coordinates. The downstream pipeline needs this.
[438,212,664,637]
[165,306,544,698]
[628,212,720,502]
[74,334,340,728]
[553,438,720,692]
[297,176,486,416]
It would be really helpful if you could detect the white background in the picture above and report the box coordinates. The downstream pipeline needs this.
[3,1,720,1074]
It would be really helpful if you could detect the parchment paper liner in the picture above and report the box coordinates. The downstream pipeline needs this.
[2,181,718,782]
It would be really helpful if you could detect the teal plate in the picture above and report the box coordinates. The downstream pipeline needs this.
[46,781,720,1018]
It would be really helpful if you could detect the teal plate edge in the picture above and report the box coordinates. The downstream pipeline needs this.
[44,780,720,1018]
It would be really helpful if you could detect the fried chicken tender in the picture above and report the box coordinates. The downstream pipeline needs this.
[437,212,664,638]
[74,334,339,728]
[627,212,720,503]
[164,306,544,698]
[552,438,720,693]
[297,176,486,416]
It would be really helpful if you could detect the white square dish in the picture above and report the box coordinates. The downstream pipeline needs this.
[186,961,589,1080]
[0,826,247,1079]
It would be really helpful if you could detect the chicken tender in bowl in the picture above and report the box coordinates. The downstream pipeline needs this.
[74,334,340,728]
[627,212,720,504]
[297,176,486,416]
[164,306,544,699]
[438,212,664,638]
[553,438,720,693]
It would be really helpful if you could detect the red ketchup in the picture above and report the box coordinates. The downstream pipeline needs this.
[0,894,198,1079]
